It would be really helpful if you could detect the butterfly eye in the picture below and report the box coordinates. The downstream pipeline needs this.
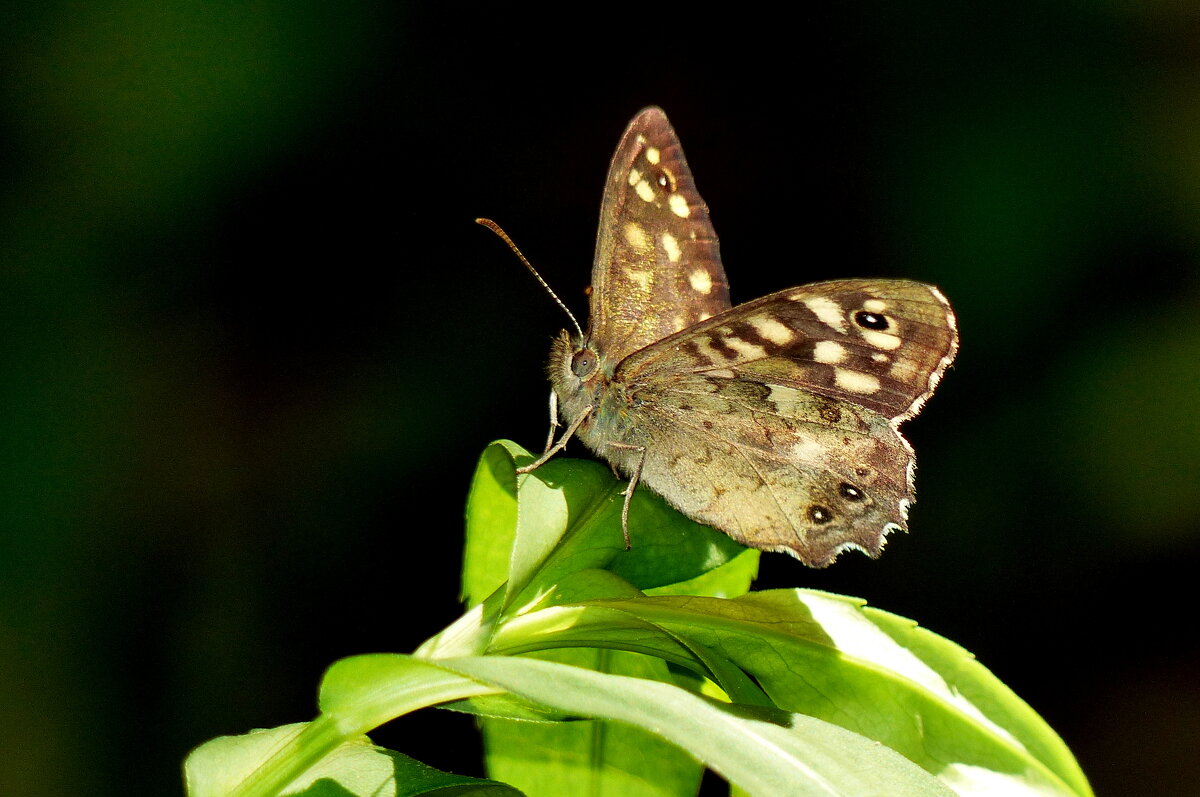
[571,349,599,379]
[853,311,890,331]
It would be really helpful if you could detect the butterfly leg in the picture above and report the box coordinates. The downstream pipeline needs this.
[607,443,647,550]
[516,404,593,474]
[542,389,559,454]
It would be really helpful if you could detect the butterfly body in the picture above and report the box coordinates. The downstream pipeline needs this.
[539,108,957,567]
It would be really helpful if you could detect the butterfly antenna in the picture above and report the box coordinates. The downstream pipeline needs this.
[476,218,585,339]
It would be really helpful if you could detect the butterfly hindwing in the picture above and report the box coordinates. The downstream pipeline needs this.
[630,373,914,565]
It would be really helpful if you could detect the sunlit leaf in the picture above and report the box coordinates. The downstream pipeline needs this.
[185,723,524,797]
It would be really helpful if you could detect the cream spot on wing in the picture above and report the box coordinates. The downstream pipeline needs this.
[871,352,889,363]
[789,436,826,462]
[767,384,804,415]
[627,168,642,187]
[802,296,849,332]
[689,269,713,294]
[863,299,888,313]
[707,368,735,378]
[645,146,660,165]
[635,180,655,203]
[835,369,881,394]
[661,232,682,262]
[627,269,652,291]
[623,222,650,249]
[861,329,902,350]
[725,336,768,360]
[813,340,847,364]
[672,314,688,330]
[767,384,793,401]
[669,193,690,217]
[890,360,916,380]
[697,311,712,321]
[752,317,794,345]
[694,337,724,365]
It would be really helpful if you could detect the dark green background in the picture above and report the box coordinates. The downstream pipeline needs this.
[3,3,1197,795]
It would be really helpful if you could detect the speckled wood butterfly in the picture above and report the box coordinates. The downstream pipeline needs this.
[517,107,958,567]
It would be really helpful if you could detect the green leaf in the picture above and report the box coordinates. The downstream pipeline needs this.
[462,440,524,607]
[310,653,950,795]
[504,451,618,607]
[531,590,1092,797]
[488,599,770,709]
[599,478,753,592]
[456,445,1088,795]
[185,723,524,797]
[186,441,1095,797]
[190,658,509,797]
[437,655,955,797]
[492,562,709,793]
[446,570,766,725]
[480,648,704,797]
[462,443,750,612]
[319,655,503,733]
[643,546,758,599]
[456,443,763,796]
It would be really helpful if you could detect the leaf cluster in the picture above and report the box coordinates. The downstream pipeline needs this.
[184,441,1092,797]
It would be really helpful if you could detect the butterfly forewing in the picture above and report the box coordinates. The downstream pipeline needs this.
[619,280,958,421]
[589,107,731,365]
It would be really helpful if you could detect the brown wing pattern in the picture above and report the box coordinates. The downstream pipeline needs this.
[601,279,957,565]
[588,107,731,364]
[619,279,958,422]
[622,373,915,566]
[542,107,959,566]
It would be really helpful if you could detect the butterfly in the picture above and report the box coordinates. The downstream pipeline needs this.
[516,107,958,567]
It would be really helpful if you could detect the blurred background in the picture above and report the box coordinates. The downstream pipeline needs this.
[2,2,1198,794]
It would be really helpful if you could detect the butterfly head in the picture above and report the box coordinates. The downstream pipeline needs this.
[550,328,602,399]
[548,327,637,442]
